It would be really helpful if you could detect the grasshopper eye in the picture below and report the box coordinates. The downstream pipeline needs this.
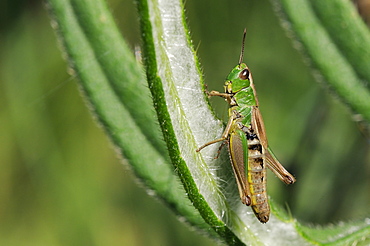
[239,69,250,80]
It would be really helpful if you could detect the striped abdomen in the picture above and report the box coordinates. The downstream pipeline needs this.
[246,127,270,223]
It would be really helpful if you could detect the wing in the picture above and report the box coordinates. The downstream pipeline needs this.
[229,126,252,206]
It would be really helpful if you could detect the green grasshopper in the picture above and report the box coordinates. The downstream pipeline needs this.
[196,29,296,223]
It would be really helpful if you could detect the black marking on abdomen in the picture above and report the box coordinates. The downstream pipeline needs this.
[246,132,258,140]
[248,144,262,152]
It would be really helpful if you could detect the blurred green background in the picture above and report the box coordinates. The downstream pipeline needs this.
[1,0,369,245]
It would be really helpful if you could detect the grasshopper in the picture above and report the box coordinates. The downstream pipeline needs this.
[196,29,295,223]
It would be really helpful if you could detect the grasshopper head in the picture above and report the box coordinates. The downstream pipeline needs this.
[224,63,251,94]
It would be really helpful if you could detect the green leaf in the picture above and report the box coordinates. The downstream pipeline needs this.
[135,0,309,245]
[46,0,210,233]
[272,0,370,122]
[46,0,370,245]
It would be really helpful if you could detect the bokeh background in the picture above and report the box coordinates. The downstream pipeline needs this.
[1,0,369,245]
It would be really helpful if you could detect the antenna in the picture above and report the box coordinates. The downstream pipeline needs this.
[238,28,247,65]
